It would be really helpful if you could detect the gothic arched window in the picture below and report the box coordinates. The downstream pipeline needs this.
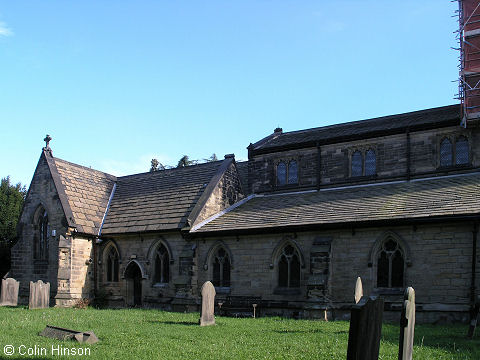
[212,247,230,287]
[106,246,119,282]
[277,162,287,186]
[34,206,49,260]
[456,136,469,165]
[278,244,301,288]
[154,243,170,283]
[288,160,298,184]
[351,151,363,177]
[365,149,376,176]
[440,138,453,167]
[376,238,404,288]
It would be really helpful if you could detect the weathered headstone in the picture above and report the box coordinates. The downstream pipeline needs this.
[0,278,19,306]
[29,280,50,309]
[347,296,384,360]
[39,325,99,344]
[200,281,216,326]
[354,277,363,304]
[399,287,415,360]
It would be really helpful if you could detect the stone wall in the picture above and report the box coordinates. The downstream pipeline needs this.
[195,221,478,322]
[248,125,480,192]
[193,161,245,228]
[97,232,196,310]
[11,152,66,304]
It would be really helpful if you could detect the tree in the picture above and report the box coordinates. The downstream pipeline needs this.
[204,153,218,162]
[0,176,26,277]
[150,158,165,172]
[177,155,197,168]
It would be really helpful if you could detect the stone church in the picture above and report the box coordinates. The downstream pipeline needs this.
[10,103,480,322]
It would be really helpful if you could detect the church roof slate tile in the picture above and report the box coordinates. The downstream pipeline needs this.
[252,104,460,153]
[100,161,224,235]
[193,173,480,234]
[52,157,117,235]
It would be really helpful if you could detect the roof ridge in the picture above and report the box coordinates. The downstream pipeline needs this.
[278,104,459,137]
[117,159,224,180]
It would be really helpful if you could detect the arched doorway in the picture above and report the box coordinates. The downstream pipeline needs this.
[124,261,143,307]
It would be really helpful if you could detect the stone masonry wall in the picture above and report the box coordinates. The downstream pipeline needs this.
[11,153,67,304]
[193,162,245,227]
[248,147,317,193]
[97,232,195,309]
[248,125,480,192]
[196,221,478,322]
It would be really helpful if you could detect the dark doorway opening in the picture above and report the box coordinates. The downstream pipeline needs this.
[124,262,142,307]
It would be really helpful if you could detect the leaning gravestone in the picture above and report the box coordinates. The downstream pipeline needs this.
[354,277,363,304]
[199,281,216,326]
[0,278,19,306]
[347,296,384,360]
[399,287,415,360]
[29,280,50,309]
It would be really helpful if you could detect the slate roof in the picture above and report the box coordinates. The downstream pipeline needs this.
[52,157,117,235]
[100,161,224,235]
[252,104,460,153]
[193,173,480,234]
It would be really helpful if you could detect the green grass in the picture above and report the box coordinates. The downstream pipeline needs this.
[0,307,478,359]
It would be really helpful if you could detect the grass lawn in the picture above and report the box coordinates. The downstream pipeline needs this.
[0,307,479,359]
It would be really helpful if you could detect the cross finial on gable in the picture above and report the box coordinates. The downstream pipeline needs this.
[43,134,52,150]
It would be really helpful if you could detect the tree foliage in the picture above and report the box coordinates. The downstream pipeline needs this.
[0,176,26,244]
[150,159,165,172]
[0,176,26,277]
[177,155,196,168]
[148,153,221,171]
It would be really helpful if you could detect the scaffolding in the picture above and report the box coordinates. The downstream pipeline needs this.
[456,0,480,126]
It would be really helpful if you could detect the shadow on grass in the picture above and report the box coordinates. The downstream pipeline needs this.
[380,322,477,356]
[150,320,198,326]
[274,329,324,334]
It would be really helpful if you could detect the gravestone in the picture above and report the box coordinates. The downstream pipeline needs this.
[347,296,384,360]
[354,277,363,304]
[0,278,19,306]
[39,325,99,344]
[200,281,216,326]
[29,280,50,309]
[399,287,415,360]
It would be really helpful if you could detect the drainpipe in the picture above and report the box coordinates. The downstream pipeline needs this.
[471,221,478,306]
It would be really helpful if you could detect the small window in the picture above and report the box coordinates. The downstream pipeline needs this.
[154,244,170,283]
[365,149,376,176]
[278,244,300,288]
[106,246,119,282]
[440,138,453,167]
[288,160,298,184]
[456,136,469,165]
[277,162,287,186]
[351,151,363,177]
[376,239,404,288]
[212,247,230,287]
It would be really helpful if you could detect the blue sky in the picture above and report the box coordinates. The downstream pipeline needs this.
[0,1,459,187]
